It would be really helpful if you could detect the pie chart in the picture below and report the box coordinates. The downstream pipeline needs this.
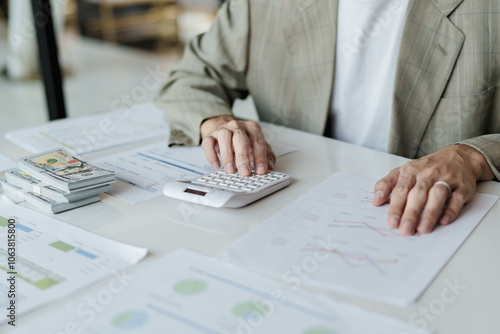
[112,310,149,330]
[173,279,208,295]
[233,301,270,320]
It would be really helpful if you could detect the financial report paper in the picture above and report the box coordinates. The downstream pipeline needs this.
[0,201,147,323]
[13,249,425,334]
[94,142,298,204]
[5,103,169,155]
[220,173,499,306]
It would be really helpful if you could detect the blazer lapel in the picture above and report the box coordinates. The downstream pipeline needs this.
[282,0,338,135]
[389,0,465,158]
[432,0,465,16]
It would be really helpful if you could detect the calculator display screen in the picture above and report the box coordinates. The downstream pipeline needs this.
[184,188,207,196]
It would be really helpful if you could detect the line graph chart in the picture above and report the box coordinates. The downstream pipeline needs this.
[329,220,417,239]
[222,173,498,305]
[304,243,399,275]
[291,207,418,244]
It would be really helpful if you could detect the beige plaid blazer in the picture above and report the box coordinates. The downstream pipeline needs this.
[156,0,500,180]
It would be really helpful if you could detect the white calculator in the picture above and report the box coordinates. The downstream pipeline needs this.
[163,170,291,208]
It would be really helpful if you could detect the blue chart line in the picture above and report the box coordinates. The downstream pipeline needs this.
[16,224,33,233]
[137,153,204,175]
[363,254,385,275]
[193,269,337,324]
[147,303,223,334]
[151,151,213,173]
[75,249,97,260]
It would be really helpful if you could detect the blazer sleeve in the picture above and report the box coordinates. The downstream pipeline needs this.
[458,135,500,181]
[155,0,251,146]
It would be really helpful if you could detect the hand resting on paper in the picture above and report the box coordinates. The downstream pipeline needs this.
[372,144,495,235]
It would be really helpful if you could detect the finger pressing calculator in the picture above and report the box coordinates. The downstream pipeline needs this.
[163,170,291,208]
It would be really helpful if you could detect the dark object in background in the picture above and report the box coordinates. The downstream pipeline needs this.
[76,0,180,51]
[31,0,67,120]
[0,0,7,18]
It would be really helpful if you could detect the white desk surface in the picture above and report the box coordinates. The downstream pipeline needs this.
[0,122,499,334]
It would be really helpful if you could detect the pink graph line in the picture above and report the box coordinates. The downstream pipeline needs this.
[332,220,408,238]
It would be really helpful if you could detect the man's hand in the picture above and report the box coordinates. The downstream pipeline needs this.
[200,115,276,176]
[372,145,495,235]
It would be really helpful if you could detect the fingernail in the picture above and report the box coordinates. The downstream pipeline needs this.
[401,221,415,235]
[388,215,400,228]
[226,162,235,173]
[257,163,267,175]
[440,215,451,225]
[374,191,384,205]
[419,219,432,233]
[239,165,250,176]
[211,161,220,170]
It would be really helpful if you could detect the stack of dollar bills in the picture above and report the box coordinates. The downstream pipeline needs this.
[0,149,115,213]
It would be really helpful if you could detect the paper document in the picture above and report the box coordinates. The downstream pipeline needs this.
[5,103,169,155]
[0,153,16,172]
[13,248,425,334]
[221,173,499,306]
[0,201,147,323]
[94,143,213,203]
[94,142,297,204]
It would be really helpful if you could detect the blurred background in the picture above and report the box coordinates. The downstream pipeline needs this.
[0,0,257,135]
